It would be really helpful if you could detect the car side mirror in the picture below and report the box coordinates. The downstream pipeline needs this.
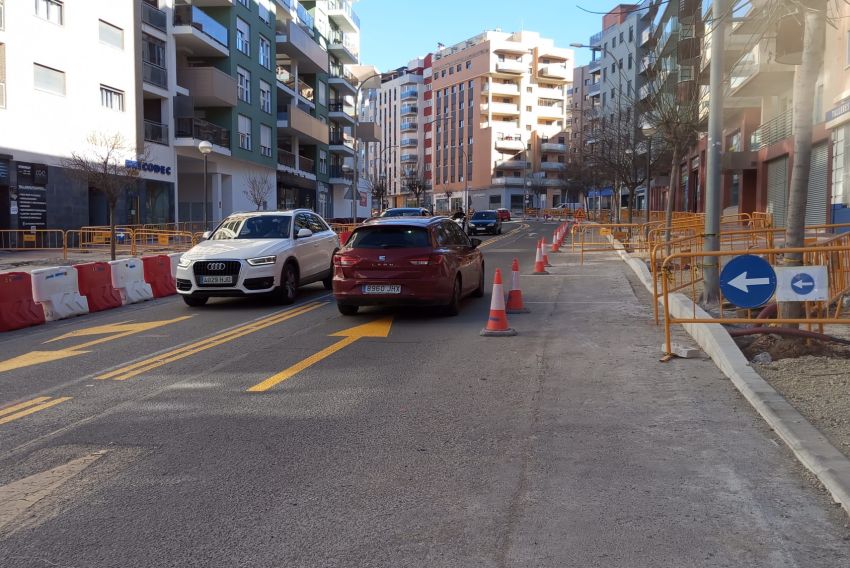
[296,228,313,239]
[201,231,212,241]
[470,238,482,249]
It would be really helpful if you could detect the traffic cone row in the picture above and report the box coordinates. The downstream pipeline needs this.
[480,268,517,337]
[506,258,529,314]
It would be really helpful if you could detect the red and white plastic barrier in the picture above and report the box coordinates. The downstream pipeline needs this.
[74,262,122,312]
[109,258,154,305]
[0,272,46,331]
[142,255,177,298]
[168,252,183,280]
[31,266,89,321]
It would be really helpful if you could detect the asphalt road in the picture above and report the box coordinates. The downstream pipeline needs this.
[1,220,849,567]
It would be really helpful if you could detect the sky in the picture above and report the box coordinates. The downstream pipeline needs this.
[354,0,604,73]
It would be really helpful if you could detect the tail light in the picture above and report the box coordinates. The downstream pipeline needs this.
[409,254,444,266]
[334,255,359,267]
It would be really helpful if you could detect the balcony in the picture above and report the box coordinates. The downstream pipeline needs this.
[401,89,418,100]
[173,5,229,57]
[494,136,525,152]
[640,27,656,47]
[328,68,359,96]
[175,117,230,148]
[328,30,358,64]
[401,121,417,131]
[639,54,656,75]
[491,176,525,187]
[330,132,356,155]
[542,178,564,187]
[588,58,601,73]
[541,142,566,153]
[329,165,353,185]
[750,109,793,151]
[328,102,355,125]
[494,159,529,170]
[277,148,316,177]
[538,86,563,99]
[400,104,418,116]
[587,81,601,96]
[540,161,566,171]
[401,138,418,148]
[356,121,380,143]
[537,104,564,118]
[179,66,237,107]
[142,2,167,32]
[143,61,168,90]
[327,0,360,32]
[144,120,169,145]
[639,83,652,100]
[729,42,794,99]
[484,82,520,96]
[495,60,525,74]
[278,104,328,144]
[483,102,520,115]
[276,19,328,74]
[539,65,570,81]
[400,154,418,163]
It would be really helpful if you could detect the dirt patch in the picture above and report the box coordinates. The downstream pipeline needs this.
[737,333,850,361]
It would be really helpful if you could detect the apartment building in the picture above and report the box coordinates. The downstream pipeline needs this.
[426,30,573,213]
[567,64,591,165]
[0,0,370,231]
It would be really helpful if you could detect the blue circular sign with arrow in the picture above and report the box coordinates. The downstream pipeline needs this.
[790,273,815,296]
[719,254,777,309]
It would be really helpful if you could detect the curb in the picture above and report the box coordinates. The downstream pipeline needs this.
[612,242,850,516]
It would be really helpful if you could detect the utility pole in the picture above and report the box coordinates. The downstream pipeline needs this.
[701,0,725,305]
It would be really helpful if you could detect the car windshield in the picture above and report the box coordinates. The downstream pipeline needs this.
[348,226,431,248]
[380,209,426,217]
[472,211,497,220]
[210,216,291,240]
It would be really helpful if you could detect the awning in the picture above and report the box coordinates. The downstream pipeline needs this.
[586,187,614,198]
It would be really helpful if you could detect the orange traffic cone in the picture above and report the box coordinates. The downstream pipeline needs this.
[541,237,552,267]
[506,258,529,314]
[533,241,549,275]
[480,268,517,337]
[551,231,560,253]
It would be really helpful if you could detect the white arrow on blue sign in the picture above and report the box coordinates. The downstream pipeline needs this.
[719,254,777,309]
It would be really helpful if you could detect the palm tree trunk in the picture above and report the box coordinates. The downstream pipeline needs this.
[779,4,826,323]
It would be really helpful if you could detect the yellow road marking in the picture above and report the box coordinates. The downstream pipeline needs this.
[0,316,194,375]
[248,316,394,392]
[0,397,72,425]
[98,302,326,381]
[0,396,52,417]
[478,224,529,249]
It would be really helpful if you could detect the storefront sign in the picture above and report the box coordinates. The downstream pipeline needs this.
[826,96,850,128]
[125,160,173,176]
[16,185,47,229]
[0,160,9,185]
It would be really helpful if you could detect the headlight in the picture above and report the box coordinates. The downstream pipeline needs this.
[247,256,277,266]
[486,223,494,226]
[178,257,192,268]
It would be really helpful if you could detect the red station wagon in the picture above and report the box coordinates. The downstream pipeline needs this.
[332,217,485,316]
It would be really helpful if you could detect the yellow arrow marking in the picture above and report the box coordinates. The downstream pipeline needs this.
[0,316,193,375]
[98,302,326,381]
[248,317,394,392]
[0,396,72,425]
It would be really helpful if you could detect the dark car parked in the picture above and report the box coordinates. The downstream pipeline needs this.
[332,217,485,316]
[467,210,502,235]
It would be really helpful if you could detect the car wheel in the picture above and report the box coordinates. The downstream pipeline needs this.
[277,262,298,305]
[472,263,485,298]
[338,303,358,316]
[182,295,208,307]
[444,275,462,316]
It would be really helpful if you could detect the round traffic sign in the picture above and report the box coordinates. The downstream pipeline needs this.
[790,272,816,296]
[719,254,777,309]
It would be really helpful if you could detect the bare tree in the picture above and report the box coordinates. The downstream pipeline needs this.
[525,172,547,216]
[243,171,274,211]
[369,177,388,213]
[62,132,145,260]
[404,160,429,207]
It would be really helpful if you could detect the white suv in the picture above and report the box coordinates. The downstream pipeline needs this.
[176,210,339,307]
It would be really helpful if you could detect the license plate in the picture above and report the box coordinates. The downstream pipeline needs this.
[363,284,401,294]
[200,275,234,285]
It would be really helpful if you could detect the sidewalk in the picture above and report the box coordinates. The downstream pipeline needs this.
[499,239,850,566]
[0,249,169,274]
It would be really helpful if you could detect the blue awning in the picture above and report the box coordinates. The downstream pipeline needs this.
[587,187,614,198]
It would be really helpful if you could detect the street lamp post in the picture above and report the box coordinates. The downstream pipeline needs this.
[351,70,383,224]
[198,140,213,231]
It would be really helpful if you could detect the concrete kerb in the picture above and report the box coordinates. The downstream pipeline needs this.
[610,237,850,517]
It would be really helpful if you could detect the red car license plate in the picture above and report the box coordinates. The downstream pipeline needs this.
[362,284,401,294]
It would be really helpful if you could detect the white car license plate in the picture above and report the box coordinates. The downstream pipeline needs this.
[363,284,401,294]
[200,275,234,285]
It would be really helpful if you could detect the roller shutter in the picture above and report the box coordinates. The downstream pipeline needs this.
[766,156,788,227]
[806,142,828,225]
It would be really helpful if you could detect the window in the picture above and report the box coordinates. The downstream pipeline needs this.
[619,31,624,42]
[629,26,634,42]
[143,34,166,67]
[237,66,251,103]
[238,0,248,5]
[456,64,461,72]
[100,85,124,111]
[441,69,445,77]
[258,0,271,24]
[466,60,471,69]
[259,80,271,113]
[35,0,62,25]
[260,124,272,157]
[236,18,250,55]
[317,81,326,106]
[449,67,454,75]
[259,35,271,69]
[469,79,474,90]
[628,53,633,69]
[619,58,623,70]
[99,20,124,49]
[238,114,252,150]
[33,63,65,95]
[611,37,616,48]
[319,150,328,175]
[627,80,632,95]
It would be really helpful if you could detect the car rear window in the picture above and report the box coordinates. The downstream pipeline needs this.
[472,211,497,219]
[348,226,431,248]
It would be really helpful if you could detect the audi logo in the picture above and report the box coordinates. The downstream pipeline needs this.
[207,262,227,271]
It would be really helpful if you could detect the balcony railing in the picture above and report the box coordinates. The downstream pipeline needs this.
[400,154,418,163]
[750,108,793,151]
[142,2,167,31]
[329,132,355,147]
[401,89,418,100]
[328,0,360,28]
[144,120,169,145]
[330,67,360,88]
[401,138,418,147]
[175,117,230,147]
[143,61,168,88]
[295,1,314,32]
[278,148,297,169]
[329,30,359,57]
[401,105,418,115]
[299,154,314,173]
[173,5,229,48]
[401,121,417,130]
[329,165,351,179]
[328,102,354,115]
